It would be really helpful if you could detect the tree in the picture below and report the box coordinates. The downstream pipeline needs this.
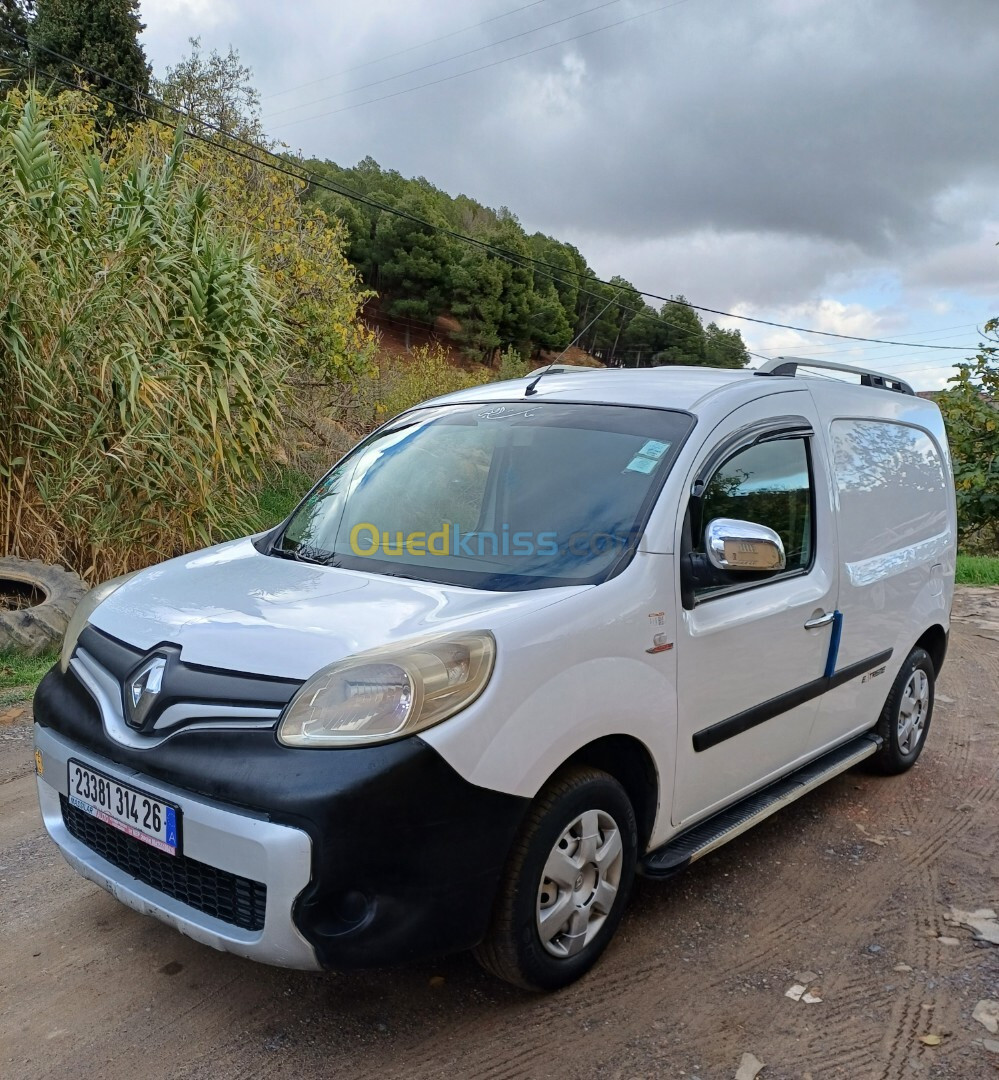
[286,151,750,370]
[621,304,669,366]
[154,38,266,144]
[600,275,642,365]
[579,278,626,357]
[373,189,454,327]
[657,296,706,365]
[0,1,35,69]
[311,185,375,276]
[526,279,572,354]
[449,245,504,358]
[487,218,535,351]
[936,319,999,549]
[704,322,750,368]
[529,234,578,339]
[28,0,150,118]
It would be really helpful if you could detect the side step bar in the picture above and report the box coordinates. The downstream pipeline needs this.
[641,734,882,879]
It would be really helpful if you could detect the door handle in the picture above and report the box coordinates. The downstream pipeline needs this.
[804,611,835,630]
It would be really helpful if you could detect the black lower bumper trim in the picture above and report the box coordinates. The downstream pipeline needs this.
[61,795,267,931]
[36,665,530,969]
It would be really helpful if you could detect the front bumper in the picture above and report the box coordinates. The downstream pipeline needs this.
[34,661,531,970]
[35,723,320,969]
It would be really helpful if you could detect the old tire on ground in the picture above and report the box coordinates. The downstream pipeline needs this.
[0,557,88,657]
[473,765,637,991]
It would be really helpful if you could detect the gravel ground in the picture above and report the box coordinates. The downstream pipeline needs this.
[1,590,997,1079]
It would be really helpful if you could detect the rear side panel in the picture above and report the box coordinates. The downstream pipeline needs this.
[807,402,955,752]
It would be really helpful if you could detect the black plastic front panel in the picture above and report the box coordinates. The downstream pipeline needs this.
[35,664,530,968]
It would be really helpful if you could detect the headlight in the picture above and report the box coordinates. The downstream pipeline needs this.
[60,571,138,673]
[278,631,496,748]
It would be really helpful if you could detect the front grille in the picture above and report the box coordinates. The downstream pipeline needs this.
[60,796,267,932]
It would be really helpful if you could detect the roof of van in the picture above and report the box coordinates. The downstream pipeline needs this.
[425,364,937,416]
[429,366,757,412]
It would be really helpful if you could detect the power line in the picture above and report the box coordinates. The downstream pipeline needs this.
[1,36,983,353]
[660,307,976,351]
[749,322,981,356]
[0,38,710,349]
[263,0,623,122]
[872,354,975,374]
[269,0,693,130]
[263,0,550,100]
[0,45,684,346]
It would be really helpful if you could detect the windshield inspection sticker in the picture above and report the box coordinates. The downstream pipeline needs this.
[626,455,658,474]
[638,439,670,460]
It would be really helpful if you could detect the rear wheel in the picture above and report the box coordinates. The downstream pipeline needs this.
[869,646,934,775]
[473,765,637,991]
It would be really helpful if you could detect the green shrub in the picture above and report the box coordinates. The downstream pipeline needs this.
[498,346,529,381]
[376,344,494,420]
[937,321,999,551]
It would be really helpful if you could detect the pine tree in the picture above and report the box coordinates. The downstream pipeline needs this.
[29,0,150,118]
[1,1,36,70]
[373,189,454,326]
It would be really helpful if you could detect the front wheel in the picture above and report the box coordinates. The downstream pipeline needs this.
[869,646,935,775]
[473,765,637,991]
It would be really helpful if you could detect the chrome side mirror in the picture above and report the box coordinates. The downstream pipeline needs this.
[705,518,786,572]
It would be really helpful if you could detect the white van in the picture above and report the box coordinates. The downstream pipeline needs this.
[33,357,955,990]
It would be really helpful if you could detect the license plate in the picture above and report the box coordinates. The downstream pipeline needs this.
[67,760,180,856]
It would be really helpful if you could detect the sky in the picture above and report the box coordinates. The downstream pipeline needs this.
[137,0,999,389]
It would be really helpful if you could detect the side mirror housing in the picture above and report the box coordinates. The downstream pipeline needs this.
[705,518,786,573]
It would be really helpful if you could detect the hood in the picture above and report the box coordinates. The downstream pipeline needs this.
[89,537,584,680]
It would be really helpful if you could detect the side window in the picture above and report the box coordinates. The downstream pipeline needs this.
[692,437,814,597]
[830,420,949,563]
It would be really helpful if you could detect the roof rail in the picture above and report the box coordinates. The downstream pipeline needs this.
[754,356,915,396]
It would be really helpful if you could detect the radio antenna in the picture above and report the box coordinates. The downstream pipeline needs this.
[525,289,622,396]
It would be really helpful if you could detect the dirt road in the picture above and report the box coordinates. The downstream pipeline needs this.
[2,593,998,1079]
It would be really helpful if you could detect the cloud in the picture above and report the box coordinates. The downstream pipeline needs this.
[560,227,878,310]
[904,223,999,295]
[142,0,999,259]
[136,0,999,390]
[141,0,236,31]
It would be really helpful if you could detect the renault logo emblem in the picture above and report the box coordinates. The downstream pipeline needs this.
[126,655,167,730]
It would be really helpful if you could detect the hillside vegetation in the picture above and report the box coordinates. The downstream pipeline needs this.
[305,156,750,369]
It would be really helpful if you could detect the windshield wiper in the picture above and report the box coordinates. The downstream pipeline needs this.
[271,544,331,566]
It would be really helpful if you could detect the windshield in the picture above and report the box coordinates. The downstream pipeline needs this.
[275,401,693,591]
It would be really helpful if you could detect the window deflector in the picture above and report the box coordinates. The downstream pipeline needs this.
[682,427,817,608]
[690,416,814,499]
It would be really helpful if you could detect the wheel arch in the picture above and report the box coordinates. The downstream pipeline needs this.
[559,734,659,853]
[915,623,948,675]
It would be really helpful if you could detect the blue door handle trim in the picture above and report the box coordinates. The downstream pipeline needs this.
[823,611,844,679]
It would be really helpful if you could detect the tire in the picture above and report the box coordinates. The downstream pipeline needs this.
[0,557,88,657]
[473,765,638,991]
[868,646,935,775]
